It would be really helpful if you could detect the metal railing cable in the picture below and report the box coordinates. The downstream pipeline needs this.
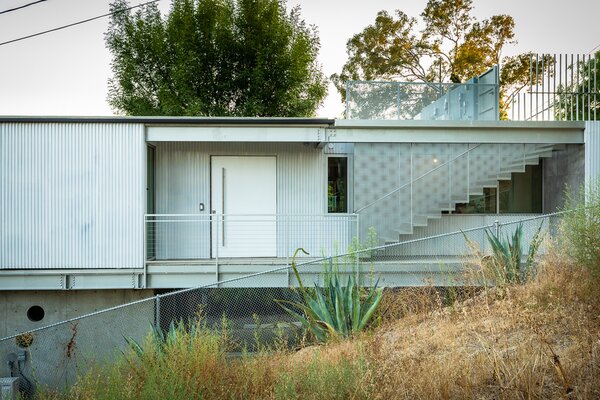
[0,210,569,343]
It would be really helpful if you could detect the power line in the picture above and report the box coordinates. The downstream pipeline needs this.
[0,0,160,47]
[0,0,47,15]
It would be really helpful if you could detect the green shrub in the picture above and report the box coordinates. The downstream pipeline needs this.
[484,223,544,285]
[277,249,383,343]
[560,180,600,281]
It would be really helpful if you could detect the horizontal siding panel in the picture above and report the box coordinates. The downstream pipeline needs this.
[0,123,145,269]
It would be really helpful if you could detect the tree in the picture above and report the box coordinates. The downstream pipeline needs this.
[105,0,327,117]
[331,0,521,118]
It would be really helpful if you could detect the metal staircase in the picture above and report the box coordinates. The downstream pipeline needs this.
[354,143,558,243]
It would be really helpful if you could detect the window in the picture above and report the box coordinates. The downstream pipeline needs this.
[328,157,347,213]
[499,164,542,213]
[451,164,542,214]
[454,188,497,214]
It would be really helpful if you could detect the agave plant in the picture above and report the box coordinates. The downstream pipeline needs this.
[484,222,544,285]
[277,248,384,343]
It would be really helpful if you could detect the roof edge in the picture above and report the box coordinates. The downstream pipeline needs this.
[0,116,335,126]
[334,119,586,130]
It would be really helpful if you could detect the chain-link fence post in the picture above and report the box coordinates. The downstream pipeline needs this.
[154,295,160,331]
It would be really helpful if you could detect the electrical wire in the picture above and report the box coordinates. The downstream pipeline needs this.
[0,0,160,47]
[0,0,47,15]
[589,42,600,54]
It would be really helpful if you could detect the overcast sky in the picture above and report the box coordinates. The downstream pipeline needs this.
[0,0,599,118]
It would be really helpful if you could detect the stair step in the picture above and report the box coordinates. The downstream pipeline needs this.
[475,180,498,188]
[396,223,413,235]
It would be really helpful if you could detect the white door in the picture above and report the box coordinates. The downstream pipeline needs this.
[211,156,277,257]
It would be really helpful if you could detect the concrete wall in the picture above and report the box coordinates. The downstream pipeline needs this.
[0,290,154,391]
[543,144,585,212]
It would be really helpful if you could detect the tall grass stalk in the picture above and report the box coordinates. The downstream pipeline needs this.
[560,180,600,283]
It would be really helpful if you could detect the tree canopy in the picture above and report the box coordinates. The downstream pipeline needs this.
[105,0,327,117]
[331,0,529,118]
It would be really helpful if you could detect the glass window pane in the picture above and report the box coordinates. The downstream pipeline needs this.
[328,157,347,213]
[499,164,542,213]
[453,187,497,214]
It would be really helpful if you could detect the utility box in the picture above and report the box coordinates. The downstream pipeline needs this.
[0,377,19,400]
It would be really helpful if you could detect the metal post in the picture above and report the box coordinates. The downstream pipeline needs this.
[215,214,219,285]
[570,54,574,120]
[355,214,360,284]
[494,219,500,238]
[535,54,539,121]
[587,54,591,121]
[410,144,414,229]
[143,215,147,289]
[550,54,554,121]
[448,147,452,209]
[154,295,161,331]
[558,54,562,120]
[576,54,580,120]
[594,55,597,121]
[285,215,290,286]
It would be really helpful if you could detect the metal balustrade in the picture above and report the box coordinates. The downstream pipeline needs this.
[346,81,499,121]
[145,213,360,265]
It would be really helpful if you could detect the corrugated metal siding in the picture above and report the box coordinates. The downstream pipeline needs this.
[0,123,146,269]
[585,121,600,185]
[154,142,328,258]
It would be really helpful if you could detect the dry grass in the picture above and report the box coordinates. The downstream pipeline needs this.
[44,247,600,399]
[326,247,600,399]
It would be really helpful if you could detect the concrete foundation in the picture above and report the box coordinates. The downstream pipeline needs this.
[0,290,154,393]
[543,144,585,213]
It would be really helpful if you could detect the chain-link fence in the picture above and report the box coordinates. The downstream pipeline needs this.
[0,212,566,398]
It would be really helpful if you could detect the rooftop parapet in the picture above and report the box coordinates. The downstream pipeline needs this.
[346,67,499,121]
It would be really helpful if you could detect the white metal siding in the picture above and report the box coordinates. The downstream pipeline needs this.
[154,142,327,258]
[585,121,600,186]
[0,123,146,269]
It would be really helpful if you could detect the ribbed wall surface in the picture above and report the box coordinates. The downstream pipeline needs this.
[585,121,600,185]
[154,142,329,258]
[0,123,146,269]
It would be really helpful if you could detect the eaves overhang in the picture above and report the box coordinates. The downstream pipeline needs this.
[330,120,585,144]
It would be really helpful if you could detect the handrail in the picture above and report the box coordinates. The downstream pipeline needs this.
[347,80,497,87]
[354,144,482,213]
[145,213,359,218]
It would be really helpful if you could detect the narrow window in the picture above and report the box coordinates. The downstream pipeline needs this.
[328,157,347,213]
[453,187,497,214]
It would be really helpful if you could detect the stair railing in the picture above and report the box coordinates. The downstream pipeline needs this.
[354,144,482,215]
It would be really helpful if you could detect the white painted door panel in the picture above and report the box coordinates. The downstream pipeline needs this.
[211,156,276,257]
